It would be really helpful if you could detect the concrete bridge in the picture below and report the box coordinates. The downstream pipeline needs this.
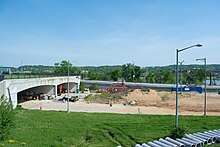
[0,76,80,107]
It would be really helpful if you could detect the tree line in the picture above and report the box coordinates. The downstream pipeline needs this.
[54,60,219,85]
[11,60,220,85]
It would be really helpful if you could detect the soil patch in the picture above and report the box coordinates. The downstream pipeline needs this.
[93,89,220,112]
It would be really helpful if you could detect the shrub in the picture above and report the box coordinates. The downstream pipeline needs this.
[89,84,99,90]
[15,105,24,110]
[0,95,15,140]
[80,82,85,91]
[161,94,169,101]
[169,126,187,139]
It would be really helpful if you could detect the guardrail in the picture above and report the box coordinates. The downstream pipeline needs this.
[2,73,80,80]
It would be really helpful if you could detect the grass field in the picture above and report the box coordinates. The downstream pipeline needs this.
[1,110,220,147]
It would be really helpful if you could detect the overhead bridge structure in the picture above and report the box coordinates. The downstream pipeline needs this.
[0,76,80,108]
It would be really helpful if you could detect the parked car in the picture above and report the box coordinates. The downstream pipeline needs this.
[59,96,79,102]
[83,88,90,94]
[218,90,220,95]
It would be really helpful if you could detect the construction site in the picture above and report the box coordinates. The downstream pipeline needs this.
[20,80,220,115]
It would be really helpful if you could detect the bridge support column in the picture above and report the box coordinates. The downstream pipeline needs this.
[77,83,80,93]
[10,92,17,109]
[6,87,17,108]
[55,85,57,97]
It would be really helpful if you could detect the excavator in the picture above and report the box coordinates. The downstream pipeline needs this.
[107,81,125,93]
[96,80,125,93]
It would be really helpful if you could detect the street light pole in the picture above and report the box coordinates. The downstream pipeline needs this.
[67,60,70,113]
[196,58,207,116]
[67,59,79,113]
[175,49,179,129]
[175,44,202,129]
[132,61,135,82]
[179,60,184,93]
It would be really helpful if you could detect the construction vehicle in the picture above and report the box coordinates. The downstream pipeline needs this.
[96,89,108,93]
[96,81,125,93]
[107,81,125,93]
[96,80,141,93]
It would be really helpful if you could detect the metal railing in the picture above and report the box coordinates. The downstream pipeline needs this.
[2,73,80,80]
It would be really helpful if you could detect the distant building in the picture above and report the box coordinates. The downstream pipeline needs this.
[0,67,11,74]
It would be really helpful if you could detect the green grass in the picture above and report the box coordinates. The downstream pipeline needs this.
[85,92,126,103]
[1,110,220,147]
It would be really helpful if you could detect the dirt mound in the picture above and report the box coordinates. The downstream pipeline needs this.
[120,89,220,112]
[121,89,172,107]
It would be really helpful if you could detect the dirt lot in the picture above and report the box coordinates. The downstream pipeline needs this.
[20,90,220,116]
[118,89,220,112]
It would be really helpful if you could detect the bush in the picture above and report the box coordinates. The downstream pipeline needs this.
[16,105,24,110]
[0,95,15,140]
[169,126,187,139]
[161,94,169,101]
[89,84,99,90]
[80,82,85,91]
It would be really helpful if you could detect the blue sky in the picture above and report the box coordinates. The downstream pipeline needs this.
[0,0,220,67]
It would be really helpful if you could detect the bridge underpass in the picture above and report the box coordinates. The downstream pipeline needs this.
[57,82,78,94]
[0,76,80,107]
[17,82,79,103]
[17,85,56,103]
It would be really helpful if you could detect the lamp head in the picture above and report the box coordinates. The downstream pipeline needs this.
[196,58,205,61]
[195,44,203,47]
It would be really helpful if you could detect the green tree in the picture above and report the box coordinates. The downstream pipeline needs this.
[145,72,156,83]
[161,70,175,84]
[99,72,111,81]
[146,70,175,84]
[122,63,132,81]
[133,66,143,82]
[0,95,15,140]
[54,60,81,75]
[185,69,209,85]
[88,71,100,80]
[111,68,122,81]
[122,63,142,82]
